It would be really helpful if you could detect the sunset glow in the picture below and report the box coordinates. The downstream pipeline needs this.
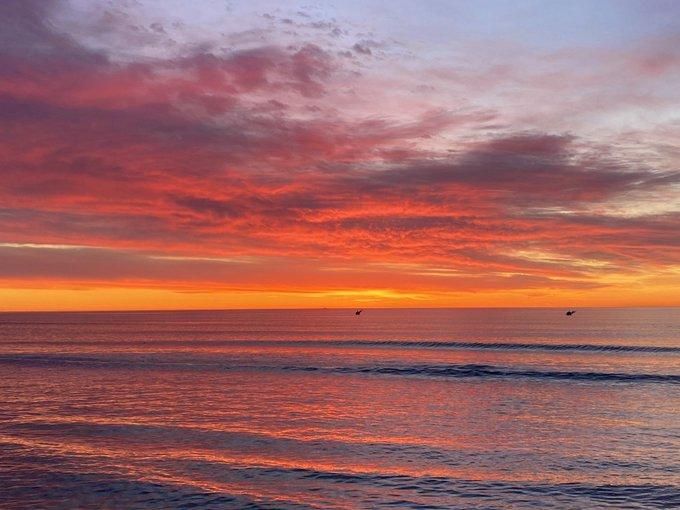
[1,0,679,310]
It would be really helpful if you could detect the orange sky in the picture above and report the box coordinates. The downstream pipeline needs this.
[1,282,679,312]
[1,1,679,310]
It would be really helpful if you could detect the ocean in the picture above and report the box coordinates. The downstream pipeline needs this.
[0,308,678,509]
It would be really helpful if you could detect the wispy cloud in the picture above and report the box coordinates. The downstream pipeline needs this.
[1,0,678,308]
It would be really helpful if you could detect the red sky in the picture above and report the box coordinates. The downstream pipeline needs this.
[1,0,679,310]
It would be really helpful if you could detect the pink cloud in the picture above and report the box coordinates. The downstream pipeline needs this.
[0,0,678,296]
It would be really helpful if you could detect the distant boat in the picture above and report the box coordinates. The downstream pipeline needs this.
[566,310,576,316]
[355,309,363,316]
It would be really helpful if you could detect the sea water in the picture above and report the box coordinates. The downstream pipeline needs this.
[0,308,678,509]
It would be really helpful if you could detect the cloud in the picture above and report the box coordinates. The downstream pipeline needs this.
[353,42,372,55]
[0,0,678,301]
[0,244,606,293]
[0,0,94,60]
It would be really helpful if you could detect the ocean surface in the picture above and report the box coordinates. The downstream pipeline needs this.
[0,308,678,509]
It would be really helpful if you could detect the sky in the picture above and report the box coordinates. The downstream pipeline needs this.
[1,0,679,310]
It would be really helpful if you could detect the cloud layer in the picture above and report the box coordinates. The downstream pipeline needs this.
[1,0,679,308]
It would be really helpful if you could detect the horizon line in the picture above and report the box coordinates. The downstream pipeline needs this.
[1,305,678,314]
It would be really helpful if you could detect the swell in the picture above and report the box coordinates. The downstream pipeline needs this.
[4,434,679,508]
[1,355,678,384]
[337,340,680,353]
[285,467,680,509]
[5,338,680,353]
[323,364,680,384]
[5,462,678,509]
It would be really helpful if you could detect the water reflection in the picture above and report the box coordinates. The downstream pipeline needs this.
[1,309,678,509]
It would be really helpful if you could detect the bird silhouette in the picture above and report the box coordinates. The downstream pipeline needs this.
[566,310,576,316]
[355,309,363,316]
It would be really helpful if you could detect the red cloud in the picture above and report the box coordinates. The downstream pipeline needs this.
[0,1,678,298]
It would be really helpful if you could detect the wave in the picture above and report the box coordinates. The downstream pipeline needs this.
[297,469,680,509]
[317,364,680,384]
[348,341,680,353]
[7,338,680,353]
[2,466,301,510]
[5,461,678,509]
[1,355,678,384]
[317,340,680,353]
